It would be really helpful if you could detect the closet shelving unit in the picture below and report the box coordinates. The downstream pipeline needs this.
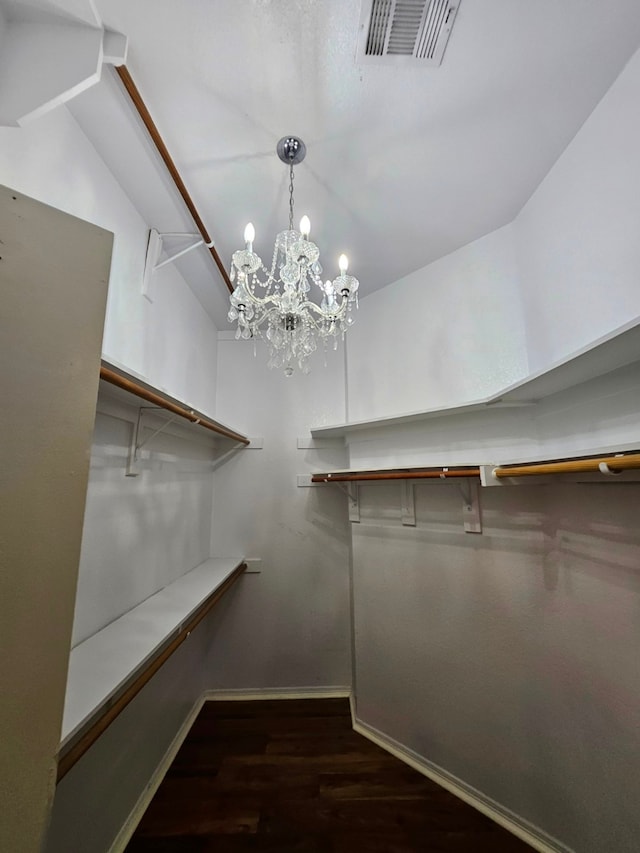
[312,453,640,485]
[58,362,250,780]
[309,318,640,488]
[99,359,249,447]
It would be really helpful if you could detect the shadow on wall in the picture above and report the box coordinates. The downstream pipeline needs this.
[351,478,640,853]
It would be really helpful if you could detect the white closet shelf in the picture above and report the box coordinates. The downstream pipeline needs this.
[100,358,249,446]
[59,557,245,770]
[311,317,640,438]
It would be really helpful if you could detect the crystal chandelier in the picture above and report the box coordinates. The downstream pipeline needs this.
[228,136,359,376]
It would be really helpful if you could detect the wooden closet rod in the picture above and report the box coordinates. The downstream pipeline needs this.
[56,563,246,782]
[493,452,640,479]
[312,468,481,483]
[100,365,250,445]
[114,65,234,294]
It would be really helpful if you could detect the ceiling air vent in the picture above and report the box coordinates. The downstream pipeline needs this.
[358,0,461,66]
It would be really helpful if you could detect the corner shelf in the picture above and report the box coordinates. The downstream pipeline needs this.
[58,557,246,780]
[311,317,640,439]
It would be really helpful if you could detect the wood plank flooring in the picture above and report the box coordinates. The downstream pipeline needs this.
[125,698,532,852]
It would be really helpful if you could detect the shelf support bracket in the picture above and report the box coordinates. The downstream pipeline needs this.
[401,481,416,526]
[126,407,179,477]
[347,483,360,523]
[461,480,482,533]
[331,482,360,522]
[142,229,209,301]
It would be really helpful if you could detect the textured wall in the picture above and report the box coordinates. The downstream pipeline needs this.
[514,44,640,372]
[206,338,351,691]
[345,224,529,422]
[71,401,216,646]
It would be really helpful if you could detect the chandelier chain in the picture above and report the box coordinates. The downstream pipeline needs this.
[288,163,295,232]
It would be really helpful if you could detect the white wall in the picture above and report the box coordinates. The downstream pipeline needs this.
[0,5,6,55]
[0,104,218,413]
[346,224,529,422]
[351,480,640,852]
[206,338,352,691]
[344,44,640,853]
[513,45,640,372]
[71,402,216,646]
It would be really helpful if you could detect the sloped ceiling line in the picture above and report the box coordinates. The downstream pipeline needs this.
[114,65,233,294]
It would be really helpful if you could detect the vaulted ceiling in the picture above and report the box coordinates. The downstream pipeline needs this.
[72,0,640,327]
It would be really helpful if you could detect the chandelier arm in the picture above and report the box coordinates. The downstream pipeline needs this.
[295,299,349,321]
[243,300,347,328]
[245,309,272,328]
[241,289,284,309]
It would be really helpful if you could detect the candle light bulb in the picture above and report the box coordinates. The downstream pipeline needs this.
[339,253,349,274]
[299,215,311,238]
[244,222,255,250]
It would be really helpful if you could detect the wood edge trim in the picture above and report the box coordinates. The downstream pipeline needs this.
[313,451,640,482]
[56,563,247,782]
[114,65,234,294]
[311,469,481,483]
[493,452,640,479]
[100,364,250,445]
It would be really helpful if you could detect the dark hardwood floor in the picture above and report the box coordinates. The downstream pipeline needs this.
[125,698,532,852]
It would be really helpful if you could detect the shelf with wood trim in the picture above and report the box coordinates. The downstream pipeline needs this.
[100,359,249,446]
[57,557,246,782]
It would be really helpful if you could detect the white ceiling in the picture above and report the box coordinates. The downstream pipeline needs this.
[77,0,640,327]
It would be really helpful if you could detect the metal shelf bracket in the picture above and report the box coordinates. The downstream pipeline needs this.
[126,407,180,476]
[324,481,360,522]
[345,483,360,522]
[460,480,482,533]
[401,481,416,526]
[142,229,211,301]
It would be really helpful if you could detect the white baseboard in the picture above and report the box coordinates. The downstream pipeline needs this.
[349,691,357,722]
[204,686,352,701]
[352,717,574,853]
[108,695,205,853]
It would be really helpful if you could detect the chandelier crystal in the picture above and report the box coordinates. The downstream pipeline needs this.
[228,136,359,376]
